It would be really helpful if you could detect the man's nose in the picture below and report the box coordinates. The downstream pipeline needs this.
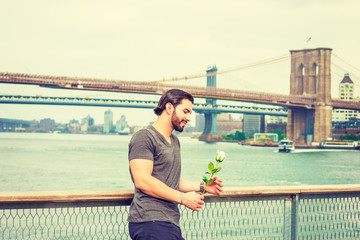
[186,114,191,122]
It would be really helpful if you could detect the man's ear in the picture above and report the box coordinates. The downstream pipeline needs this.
[165,103,173,115]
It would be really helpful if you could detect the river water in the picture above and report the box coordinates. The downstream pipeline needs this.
[0,132,359,192]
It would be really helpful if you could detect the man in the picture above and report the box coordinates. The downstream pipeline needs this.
[128,89,223,240]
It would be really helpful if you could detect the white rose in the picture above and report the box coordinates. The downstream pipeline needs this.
[216,150,225,162]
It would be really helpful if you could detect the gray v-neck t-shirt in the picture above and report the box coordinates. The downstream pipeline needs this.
[128,125,182,226]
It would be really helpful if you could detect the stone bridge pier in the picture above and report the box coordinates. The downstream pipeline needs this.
[199,65,222,142]
[287,48,333,144]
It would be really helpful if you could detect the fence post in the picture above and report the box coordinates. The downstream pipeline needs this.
[284,194,299,240]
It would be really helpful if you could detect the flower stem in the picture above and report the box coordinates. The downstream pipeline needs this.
[201,161,219,196]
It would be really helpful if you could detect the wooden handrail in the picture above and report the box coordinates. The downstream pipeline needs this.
[0,190,134,202]
[1,185,359,203]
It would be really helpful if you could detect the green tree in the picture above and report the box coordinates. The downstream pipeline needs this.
[222,131,246,141]
[275,128,285,141]
[235,131,246,141]
[339,134,360,141]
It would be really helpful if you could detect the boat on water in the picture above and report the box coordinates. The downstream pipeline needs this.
[117,127,130,135]
[320,140,359,149]
[278,139,295,152]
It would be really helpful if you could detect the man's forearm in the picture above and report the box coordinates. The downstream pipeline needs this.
[135,176,204,211]
[179,178,202,193]
[137,175,182,204]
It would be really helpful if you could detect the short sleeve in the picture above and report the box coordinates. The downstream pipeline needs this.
[128,129,155,161]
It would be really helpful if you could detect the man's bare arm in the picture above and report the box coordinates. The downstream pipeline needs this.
[179,179,201,192]
[130,159,204,211]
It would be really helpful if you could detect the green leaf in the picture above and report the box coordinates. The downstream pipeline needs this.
[205,172,211,175]
[216,167,222,173]
[202,176,208,184]
[207,178,214,185]
[208,162,214,171]
[211,168,218,174]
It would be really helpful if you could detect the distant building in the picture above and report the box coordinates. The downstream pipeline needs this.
[68,119,81,133]
[40,118,56,131]
[116,115,129,133]
[332,118,360,139]
[88,125,104,133]
[266,116,287,135]
[30,120,39,129]
[243,114,265,138]
[195,113,243,135]
[69,119,80,125]
[80,115,94,132]
[81,124,88,132]
[0,118,31,132]
[104,109,113,133]
[333,74,360,122]
[267,116,287,124]
[267,123,287,135]
[82,115,94,126]
[216,113,243,135]
[333,117,360,129]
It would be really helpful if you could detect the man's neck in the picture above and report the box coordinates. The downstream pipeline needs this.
[152,118,174,143]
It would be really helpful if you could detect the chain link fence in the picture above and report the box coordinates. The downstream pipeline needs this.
[1,186,359,239]
[297,194,360,239]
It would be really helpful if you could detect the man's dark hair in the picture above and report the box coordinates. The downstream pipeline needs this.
[154,89,194,116]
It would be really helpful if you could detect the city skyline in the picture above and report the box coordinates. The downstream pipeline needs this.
[1,1,359,126]
[0,110,148,127]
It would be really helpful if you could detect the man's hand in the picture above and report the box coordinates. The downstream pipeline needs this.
[182,192,204,211]
[205,176,223,195]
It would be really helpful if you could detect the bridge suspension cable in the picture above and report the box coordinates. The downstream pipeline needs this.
[332,53,360,88]
[332,62,360,89]
[333,53,360,74]
[217,53,289,75]
[149,53,290,83]
[218,73,267,92]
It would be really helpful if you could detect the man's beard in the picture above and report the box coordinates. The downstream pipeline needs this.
[171,111,186,132]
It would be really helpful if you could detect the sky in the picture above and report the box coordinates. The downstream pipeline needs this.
[1,0,359,126]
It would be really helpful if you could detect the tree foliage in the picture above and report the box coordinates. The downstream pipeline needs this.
[275,128,286,141]
[222,131,246,141]
[339,134,360,141]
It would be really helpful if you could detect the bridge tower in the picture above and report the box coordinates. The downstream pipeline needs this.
[287,48,333,144]
[199,65,222,142]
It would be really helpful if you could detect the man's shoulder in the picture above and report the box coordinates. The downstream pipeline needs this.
[128,127,156,161]
[130,126,159,147]
[132,126,152,138]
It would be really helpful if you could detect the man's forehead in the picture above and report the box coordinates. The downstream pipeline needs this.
[179,99,193,111]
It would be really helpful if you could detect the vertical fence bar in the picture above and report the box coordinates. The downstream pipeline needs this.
[284,194,299,240]
[290,194,299,240]
[284,196,292,239]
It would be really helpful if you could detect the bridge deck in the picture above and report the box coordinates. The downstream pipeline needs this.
[0,95,289,116]
[1,72,359,110]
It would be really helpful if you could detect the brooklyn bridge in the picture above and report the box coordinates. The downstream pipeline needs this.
[1,48,359,144]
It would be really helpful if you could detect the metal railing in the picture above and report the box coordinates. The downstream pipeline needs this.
[1,185,359,239]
